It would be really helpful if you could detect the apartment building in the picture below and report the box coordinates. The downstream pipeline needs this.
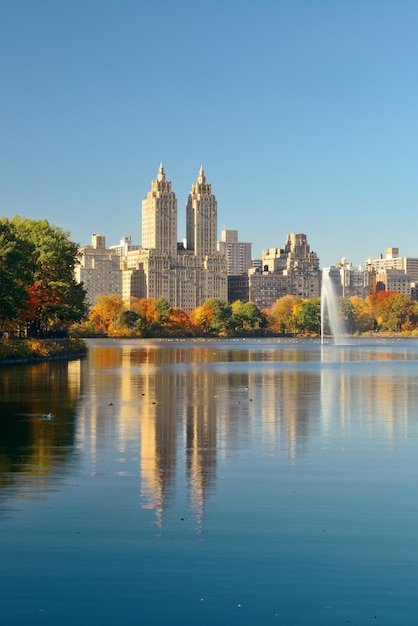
[75,234,122,307]
[121,165,227,311]
[249,233,321,309]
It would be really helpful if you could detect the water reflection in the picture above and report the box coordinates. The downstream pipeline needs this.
[2,339,418,526]
[74,339,418,526]
[0,359,81,499]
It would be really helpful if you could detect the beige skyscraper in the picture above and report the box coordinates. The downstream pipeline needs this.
[186,166,217,259]
[142,163,177,256]
[76,165,228,311]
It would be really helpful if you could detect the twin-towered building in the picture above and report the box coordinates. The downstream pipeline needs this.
[77,165,229,311]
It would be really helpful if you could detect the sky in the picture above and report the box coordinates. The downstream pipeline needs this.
[1,0,418,268]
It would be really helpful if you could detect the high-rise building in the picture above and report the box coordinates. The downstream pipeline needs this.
[121,165,227,311]
[186,167,217,260]
[142,163,177,257]
[217,229,252,303]
[217,229,252,276]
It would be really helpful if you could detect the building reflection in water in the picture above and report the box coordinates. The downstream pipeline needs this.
[5,340,417,526]
[320,345,418,443]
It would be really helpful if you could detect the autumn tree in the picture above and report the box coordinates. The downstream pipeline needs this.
[90,295,124,334]
[192,298,233,336]
[168,307,194,337]
[349,295,375,332]
[269,295,299,334]
[369,292,417,332]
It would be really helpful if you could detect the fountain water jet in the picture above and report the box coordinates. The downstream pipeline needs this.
[321,268,346,344]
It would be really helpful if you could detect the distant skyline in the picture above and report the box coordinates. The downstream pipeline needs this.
[2,1,417,268]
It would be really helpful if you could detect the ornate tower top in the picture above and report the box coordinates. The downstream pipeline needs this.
[197,166,205,184]
[157,163,166,182]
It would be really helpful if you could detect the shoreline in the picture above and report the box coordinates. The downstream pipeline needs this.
[0,338,88,367]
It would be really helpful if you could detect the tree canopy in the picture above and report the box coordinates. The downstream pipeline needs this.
[0,217,87,335]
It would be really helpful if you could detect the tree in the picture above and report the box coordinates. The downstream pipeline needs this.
[269,295,299,334]
[340,298,356,333]
[0,219,35,331]
[192,298,233,336]
[349,296,375,332]
[90,295,124,334]
[119,310,140,330]
[295,298,321,334]
[129,298,165,336]
[369,292,417,332]
[154,298,172,334]
[231,300,267,334]
[11,217,87,335]
[168,307,194,337]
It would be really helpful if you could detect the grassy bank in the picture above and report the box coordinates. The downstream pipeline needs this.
[0,338,88,365]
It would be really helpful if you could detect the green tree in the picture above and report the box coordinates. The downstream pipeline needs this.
[0,219,35,331]
[11,217,87,335]
[295,298,321,334]
[119,310,140,330]
[231,300,267,334]
[340,298,356,333]
[154,297,172,334]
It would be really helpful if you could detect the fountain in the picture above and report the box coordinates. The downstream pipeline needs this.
[321,268,346,344]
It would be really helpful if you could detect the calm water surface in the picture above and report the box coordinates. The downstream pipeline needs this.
[1,337,418,625]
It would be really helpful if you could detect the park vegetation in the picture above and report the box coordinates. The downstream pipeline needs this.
[73,291,418,339]
[0,216,88,361]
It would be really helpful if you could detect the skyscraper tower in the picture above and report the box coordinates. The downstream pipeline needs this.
[186,166,217,260]
[142,163,177,257]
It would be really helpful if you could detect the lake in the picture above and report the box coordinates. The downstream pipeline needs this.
[1,337,418,625]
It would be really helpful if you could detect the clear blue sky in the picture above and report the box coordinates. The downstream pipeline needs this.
[1,0,417,267]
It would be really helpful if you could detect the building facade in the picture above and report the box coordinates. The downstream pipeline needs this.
[366,248,418,283]
[365,248,418,298]
[75,234,122,307]
[332,258,372,298]
[217,229,252,276]
[217,229,252,303]
[249,233,321,309]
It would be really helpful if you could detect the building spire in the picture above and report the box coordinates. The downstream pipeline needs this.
[157,162,165,182]
[198,165,205,183]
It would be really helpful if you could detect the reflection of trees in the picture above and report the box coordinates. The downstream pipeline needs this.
[0,360,81,493]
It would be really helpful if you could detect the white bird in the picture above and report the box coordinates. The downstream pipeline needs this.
[42,412,52,420]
